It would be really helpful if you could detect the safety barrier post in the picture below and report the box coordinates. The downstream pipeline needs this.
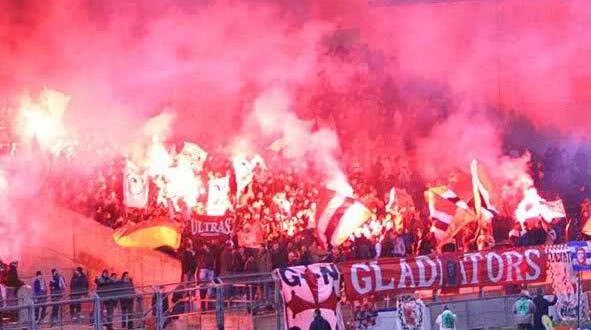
[28,299,36,330]
[275,279,282,330]
[215,284,224,330]
[155,288,164,330]
[137,295,145,328]
[93,294,102,330]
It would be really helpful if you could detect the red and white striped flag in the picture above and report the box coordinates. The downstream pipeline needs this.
[426,184,478,245]
[315,189,372,249]
[471,160,499,220]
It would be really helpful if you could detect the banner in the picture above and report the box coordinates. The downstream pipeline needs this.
[274,263,343,330]
[237,223,265,249]
[540,199,566,221]
[568,241,591,272]
[123,162,149,208]
[396,295,428,330]
[190,215,232,240]
[206,175,230,216]
[339,246,546,300]
[546,244,578,322]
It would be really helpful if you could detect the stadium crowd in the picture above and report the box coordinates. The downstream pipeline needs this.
[39,135,578,280]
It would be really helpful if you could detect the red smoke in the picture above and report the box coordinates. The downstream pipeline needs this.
[365,0,591,134]
[1,0,591,259]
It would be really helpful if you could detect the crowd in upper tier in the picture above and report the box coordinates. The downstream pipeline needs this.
[34,132,581,278]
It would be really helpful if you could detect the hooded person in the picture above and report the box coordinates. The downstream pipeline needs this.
[514,290,536,330]
[308,309,332,330]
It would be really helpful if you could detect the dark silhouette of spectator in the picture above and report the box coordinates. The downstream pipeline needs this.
[32,271,48,323]
[49,268,66,325]
[70,267,89,320]
[309,309,332,330]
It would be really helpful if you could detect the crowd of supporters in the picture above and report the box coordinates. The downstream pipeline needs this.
[34,134,579,286]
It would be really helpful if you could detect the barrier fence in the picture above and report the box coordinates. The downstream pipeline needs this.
[0,273,283,330]
[2,270,590,329]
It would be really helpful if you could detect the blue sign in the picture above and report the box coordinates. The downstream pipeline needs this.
[567,241,591,272]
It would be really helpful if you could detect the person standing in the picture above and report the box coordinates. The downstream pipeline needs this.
[309,309,331,330]
[103,272,120,330]
[119,272,135,329]
[32,271,48,323]
[94,269,110,327]
[49,268,66,325]
[435,305,456,330]
[532,288,557,330]
[257,246,273,302]
[476,227,495,251]
[180,242,197,283]
[514,291,537,330]
[392,231,406,257]
[70,267,89,320]
[198,244,216,311]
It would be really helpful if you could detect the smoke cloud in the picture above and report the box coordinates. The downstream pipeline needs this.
[1,0,591,259]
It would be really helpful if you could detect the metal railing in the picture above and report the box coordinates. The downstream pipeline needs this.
[0,275,283,330]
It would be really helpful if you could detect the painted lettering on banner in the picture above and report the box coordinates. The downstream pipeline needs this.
[339,246,546,300]
[190,215,232,240]
[274,263,344,330]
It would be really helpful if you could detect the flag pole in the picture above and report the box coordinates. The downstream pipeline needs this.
[577,269,582,329]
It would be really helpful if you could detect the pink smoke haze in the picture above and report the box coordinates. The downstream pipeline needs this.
[365,0,591,134]
[1,0,590,260]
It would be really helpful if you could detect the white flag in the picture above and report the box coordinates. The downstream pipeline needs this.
[540,199,566,221]
[123,162,149,208]
[206,176,230,216]
[178,142,207,172]
[385,187,396,212]
[232,155,265,197]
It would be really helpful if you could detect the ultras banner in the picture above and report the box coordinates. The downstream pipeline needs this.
[339,246,546,300]
[190,215,232,241]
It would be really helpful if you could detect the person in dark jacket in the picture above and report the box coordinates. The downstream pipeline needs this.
[418,230,436,255]
[180,243,197,283]
[32,271,48,323]
[93,269,110,326]
[0,259,8,285]
[70,267,89,320]
[105,272,120,330]
[271,243,288,269]
[6,261,24,289]
[309,309,331,330]
[381,230,394,258]
[96,272,118,330]
[49,268,66,324]
[231,247,245,274]
[299,246,313,266]
[119,272,135,329]
[257,246,273,302]
[219,242,235,276]
[532,287,557,330]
